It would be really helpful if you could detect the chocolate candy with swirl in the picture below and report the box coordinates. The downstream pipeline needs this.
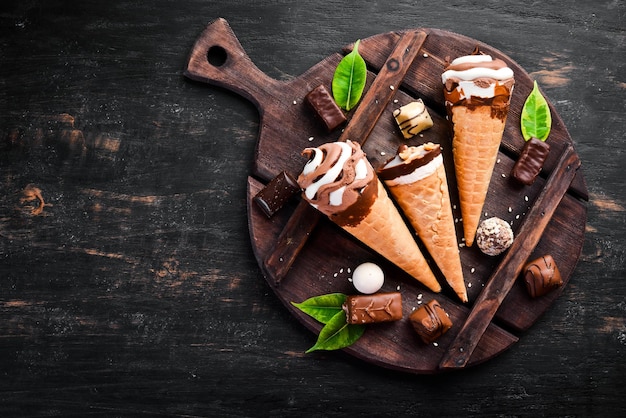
[410,299,452,344]
[523,254,563,298]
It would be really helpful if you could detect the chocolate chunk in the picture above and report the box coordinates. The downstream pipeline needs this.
[511,137,551,185]
[305,84,346,132]
[522,254,563,298]
[409,299,452,344]
[343,292,402,325]
[253,171,301,218]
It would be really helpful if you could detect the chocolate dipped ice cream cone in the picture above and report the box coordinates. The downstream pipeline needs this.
[442,53,514,246]
[297,140,440,293]
[379,143,467,302]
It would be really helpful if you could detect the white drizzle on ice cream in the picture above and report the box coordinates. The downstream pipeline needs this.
[383,153,443,186]
[442,55,514,83]
[442,53,515,120]
[297,140,377,227]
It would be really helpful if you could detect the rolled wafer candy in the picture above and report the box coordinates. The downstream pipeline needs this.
[343,292,403,324]
[522,254,563,298]
[393,99,433,139]
[253,171,301,218]
[511,137,551,185]
[305,84,347,132]
[409,299,452,344]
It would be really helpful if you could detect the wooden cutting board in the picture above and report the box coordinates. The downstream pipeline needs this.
[185,18,587,373]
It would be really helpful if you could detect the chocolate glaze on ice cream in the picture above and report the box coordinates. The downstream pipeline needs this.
[378,143,442,184]
[297,140,377,227]
[442,53,514,120]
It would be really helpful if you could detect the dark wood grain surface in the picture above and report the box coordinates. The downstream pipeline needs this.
[1,1,624,416]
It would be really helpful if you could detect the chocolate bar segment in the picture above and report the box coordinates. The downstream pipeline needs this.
[253,171,301,218]
[522,254,563,298]
[409,299,452,344]
[393,99,433,139]
[305,84,347,132]
[511,137,551,185]
[343,292,402,324]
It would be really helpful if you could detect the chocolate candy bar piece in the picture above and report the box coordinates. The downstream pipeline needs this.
[305,84,346,132]
[522,254,563,298]
[511,137,551,185]
[409,299,452,344]
[253,171,301,218]
[343,292,402,325]
[393,99,433,139]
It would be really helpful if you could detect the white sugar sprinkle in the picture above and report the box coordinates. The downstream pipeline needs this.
[279,257,283,262]
[393,99,399,104]
[423,53,429,58]
[468,282,472,288]
[333,272,338,277]
[433,342,439,347]
[347,268,351,273]
[380,151,386,156]
[516,214,520,219]
[397,285,401,291]
[339,268,344,273]
[501,173,506,178]
[417,293,423,300]
[348,277,353,282]
[508,207,512,213]
[497,158,501,164]
[525,195,529,202]
[390,85,395,90]
[471,267,475,273]
[293,100,297,105]
[308,136,314,141]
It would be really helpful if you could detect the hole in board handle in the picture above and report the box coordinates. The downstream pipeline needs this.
[207,46,227,67]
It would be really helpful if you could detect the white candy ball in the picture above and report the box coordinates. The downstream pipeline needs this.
[352,262,384,294]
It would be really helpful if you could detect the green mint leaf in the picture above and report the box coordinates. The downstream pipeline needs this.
[291,293,346,324]
[305,310,365,353]
[520,81,552,141]
[332,39,367,111]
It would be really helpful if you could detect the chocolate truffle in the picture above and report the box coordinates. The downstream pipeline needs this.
[523,254,563,298]
[410,299,452,344]
[343,292,402,325]
[476,217,514,256]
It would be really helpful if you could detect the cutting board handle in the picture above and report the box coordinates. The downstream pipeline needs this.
[184,18,279,108]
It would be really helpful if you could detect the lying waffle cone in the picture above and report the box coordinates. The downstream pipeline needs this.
[442,53,515,246]
[379,143,467,303]
[297,140,440,293]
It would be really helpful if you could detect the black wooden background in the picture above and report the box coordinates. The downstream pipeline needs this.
[1,0,625,416]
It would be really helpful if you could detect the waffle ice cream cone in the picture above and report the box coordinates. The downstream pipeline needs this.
[442,53,515,246]
[379,143,467,303]
[297,140,440,293]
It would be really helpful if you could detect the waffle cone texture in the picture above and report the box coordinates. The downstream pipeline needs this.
[451,105,506,247]
[386,162,467,302]
[341,180,441,293]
